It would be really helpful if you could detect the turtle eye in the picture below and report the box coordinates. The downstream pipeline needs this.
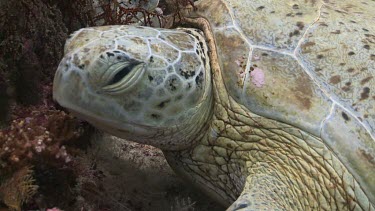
[102,60,145,94]
[108,62,140,85]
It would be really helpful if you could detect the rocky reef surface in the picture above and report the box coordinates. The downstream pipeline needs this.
[0,0,222,210]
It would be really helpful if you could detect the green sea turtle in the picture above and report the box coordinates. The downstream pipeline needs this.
[53,0,375,210]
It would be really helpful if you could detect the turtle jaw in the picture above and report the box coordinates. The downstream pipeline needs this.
[53,63,163,147]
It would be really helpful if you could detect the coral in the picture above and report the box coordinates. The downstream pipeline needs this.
[0,108,83,171]
[162,0,196,26]
[80,0,165,27]
[0,0,68,106]
[0,106,89,211]
[56,0,196,30]
[52,0,163,31]
[0,166,38,211]
[0,70,9,127]
[0,0,216,210]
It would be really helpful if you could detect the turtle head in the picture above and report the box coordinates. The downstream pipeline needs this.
[53,26,212,150]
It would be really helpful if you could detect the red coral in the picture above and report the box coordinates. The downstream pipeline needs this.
[0,108,82,171]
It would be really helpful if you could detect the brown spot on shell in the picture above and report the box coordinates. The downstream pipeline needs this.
[360,87,370,100]
[300,41,315,53]
[342,112,350,121]
[342,85,351,92]
[329,75,341,84]
[293,75,313,110]
[296,22,304,30]
[308,0,318,5]
[303,41,315,47]
[361,76,373,85]
[331,30,341,34]
[289,30,300,37]
[347,68,355,73]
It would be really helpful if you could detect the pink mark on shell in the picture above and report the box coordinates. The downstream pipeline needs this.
[250,67,265,88]
[235,59,242,66]
[253,55,261,61]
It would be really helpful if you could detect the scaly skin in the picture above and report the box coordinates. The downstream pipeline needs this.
[166,96,374,210]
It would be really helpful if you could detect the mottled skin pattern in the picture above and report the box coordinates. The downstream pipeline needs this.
[53,0,375,210]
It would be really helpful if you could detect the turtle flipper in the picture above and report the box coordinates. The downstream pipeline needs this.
[227,174,289,211]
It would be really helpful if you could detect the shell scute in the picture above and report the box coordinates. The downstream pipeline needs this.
[214,27,251,101]
[295,2,375,136]
[196,0,233,28]
[242,48,332,136]
[227,0,322,50]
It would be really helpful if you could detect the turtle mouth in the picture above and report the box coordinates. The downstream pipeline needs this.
[66,105,132,132]
[55,92,148,137]
[53,67,159,139]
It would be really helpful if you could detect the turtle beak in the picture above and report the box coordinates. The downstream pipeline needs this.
[52,56,128,127]
[52,56,89,112]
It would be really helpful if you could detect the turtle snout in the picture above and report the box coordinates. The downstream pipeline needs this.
[53,58,91,110]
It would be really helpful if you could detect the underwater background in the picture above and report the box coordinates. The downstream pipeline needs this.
[0,0,222,210]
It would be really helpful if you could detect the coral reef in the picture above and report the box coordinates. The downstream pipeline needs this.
[0,0,221,210]
[0,0,68,106]
[0,91,89,210]
[0,72,9,127]
[0,108,80,171]
[0,166,37,211]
